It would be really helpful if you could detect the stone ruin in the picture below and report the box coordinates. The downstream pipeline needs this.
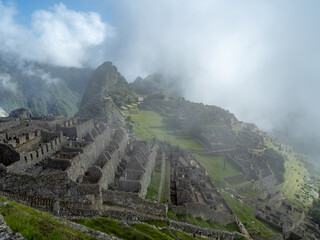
[163,144,236,225]
[0,109,244,232]
[0,112,161,217]
[227,149,278,190]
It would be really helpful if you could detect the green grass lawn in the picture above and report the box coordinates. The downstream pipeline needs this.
[146,171,161,201]
[231,180,253,190]
[221,192,280,238]
[127,110,205,151]
[160,160,171,203]
[175,214,240,233]
[193,154,243,183]
[133,224,173,240]
[0,196,94,240]
[239,189,262,198]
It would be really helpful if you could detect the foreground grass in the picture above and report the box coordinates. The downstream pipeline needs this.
[193,154,243,183]
[75,217,160,240]
[0,196,93,240]
[127,110,204,151]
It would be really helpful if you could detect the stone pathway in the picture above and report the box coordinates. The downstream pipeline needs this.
[0,202,26,240]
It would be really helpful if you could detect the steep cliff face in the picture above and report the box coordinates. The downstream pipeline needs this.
[76,62,136,119]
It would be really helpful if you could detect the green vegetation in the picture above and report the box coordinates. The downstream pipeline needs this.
[0,196,94,240]
[160,229,179,240]
[221,192,280,238]
[160,160,171,203]
[309,197,320,225]
[264,136,318,210]
[75,217,177,240]
[145,171,161,201]
[193,154,243,183]
[175,214,239,232]
[175,231,207,240]
[239,189,262,198]
[126,110,204,151]
[143,220,168,228]
[75,217,163,240]
[133,224,172,240]
[282,160,308,207]
[167,209,178,221]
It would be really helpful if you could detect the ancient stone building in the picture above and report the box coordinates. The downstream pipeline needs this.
[165,145,236,225]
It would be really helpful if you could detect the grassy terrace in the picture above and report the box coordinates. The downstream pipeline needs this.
[145,171,161,201]
[264,136,316,210]
[160,159,171,203]
[221,192,280,238]
[282,159,313,210]
[75,217,217,240]
[193,154,243,184]
[126,110,205,151]
[174,214,240,232]
[124,109,280,237]
[0,196,94,240]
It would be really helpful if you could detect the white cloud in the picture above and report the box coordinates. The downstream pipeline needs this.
[22,64,60,84]
[0,73,16,92]
[0,1,113,67]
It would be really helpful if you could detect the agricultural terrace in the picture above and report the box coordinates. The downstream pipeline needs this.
[125,110,205,151]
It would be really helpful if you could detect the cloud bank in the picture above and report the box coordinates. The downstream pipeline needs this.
[1,0,320,158]
[0,1,113,67]
[107,0,320,158]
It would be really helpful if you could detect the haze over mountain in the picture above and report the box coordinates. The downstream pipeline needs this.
[0,0,320,159]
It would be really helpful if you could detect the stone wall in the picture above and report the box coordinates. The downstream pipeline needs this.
[0,190,100,218]
[56,119,94,139]
[7,135,66,173]
[139,149,156,198]
[102,190,167,217]
[65,128,111,181]
[158,151,166,202]
[0,169,96,204]
[0,119,20,133]
[169,202,235,225]
[98,129,128,189]
[169,220,245,240]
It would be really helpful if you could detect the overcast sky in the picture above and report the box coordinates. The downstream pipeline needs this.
[1,0,320,158]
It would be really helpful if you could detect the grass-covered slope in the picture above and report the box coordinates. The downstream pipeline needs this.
[0,196,94,240]
[125,110,205,151]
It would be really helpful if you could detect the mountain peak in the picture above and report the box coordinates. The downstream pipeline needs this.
[76,61,136,120]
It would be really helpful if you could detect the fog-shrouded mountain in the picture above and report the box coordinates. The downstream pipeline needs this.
[132,73,185,97]
[76,61,137,119]
[0,55,93,117]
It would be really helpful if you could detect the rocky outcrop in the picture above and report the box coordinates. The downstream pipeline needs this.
[76,62,135,120]
[9,108,31,119]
